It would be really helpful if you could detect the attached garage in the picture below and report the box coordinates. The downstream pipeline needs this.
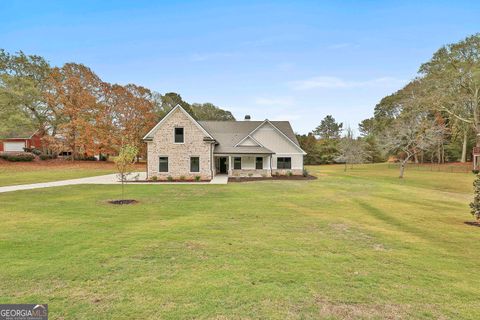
[3,141,26,152]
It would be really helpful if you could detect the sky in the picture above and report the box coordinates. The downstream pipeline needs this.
[1,1,479,134]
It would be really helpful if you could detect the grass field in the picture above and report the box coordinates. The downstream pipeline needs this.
[0,161,144,187]
[1,164,479,319]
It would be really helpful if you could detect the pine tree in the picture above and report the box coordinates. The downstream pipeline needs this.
[469,175,480,221]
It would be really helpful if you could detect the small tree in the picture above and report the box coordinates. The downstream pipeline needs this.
[381,116,446,178]
[114,144,138,201]
[336,127,370,171]
[470,175,480,221]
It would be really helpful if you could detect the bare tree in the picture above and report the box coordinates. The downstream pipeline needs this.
[336,127,370,171]
[381,116,446,178]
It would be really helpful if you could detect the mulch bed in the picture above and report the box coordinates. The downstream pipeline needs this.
[228,175,317,183]
[464,221,480,227]
[133,180,209,183]
[108,199,138,205]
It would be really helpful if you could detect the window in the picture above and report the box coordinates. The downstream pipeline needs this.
[234,157,242,170]
[256,157,263,170]
[174,127,184,143]
[190,156,200,172]
[277,157,291,169]
[159,157,168,172]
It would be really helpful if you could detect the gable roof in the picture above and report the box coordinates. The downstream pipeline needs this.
[199,120,305,154]
[143,104,213,141]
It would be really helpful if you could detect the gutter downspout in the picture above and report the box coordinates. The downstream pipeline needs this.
[210,143,213,179]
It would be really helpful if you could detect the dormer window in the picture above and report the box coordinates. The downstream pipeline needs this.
[174,127,184,143]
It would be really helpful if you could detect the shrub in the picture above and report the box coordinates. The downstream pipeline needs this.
[195,175,201,182]
[303,169,309,177]
[151,176,158,181]
[76,155,97,161]
[179,175,186,181]
[39,154,57,160]
[248,173,253,177]
[274,171,280,177]
[167,175,173,181]
[24,148,42,156]
[287,171,293,176]
[99,154,108,161]
[0,152,35,162]
[471,174,480,221]
[473,170,479,174]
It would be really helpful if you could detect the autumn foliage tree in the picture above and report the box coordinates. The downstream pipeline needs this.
[44,63,104,160]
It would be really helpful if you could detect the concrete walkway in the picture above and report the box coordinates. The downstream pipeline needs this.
[0,172,228,194]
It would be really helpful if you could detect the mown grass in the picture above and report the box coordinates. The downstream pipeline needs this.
[0,161,122,186]
[0,164,479,319]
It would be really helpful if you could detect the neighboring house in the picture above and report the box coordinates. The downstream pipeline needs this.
[143,104,306,180]
[0,130,43,152]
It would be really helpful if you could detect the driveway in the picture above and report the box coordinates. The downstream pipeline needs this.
[0,172,228,193]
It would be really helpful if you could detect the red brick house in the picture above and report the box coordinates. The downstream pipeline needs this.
[0,130,43,152]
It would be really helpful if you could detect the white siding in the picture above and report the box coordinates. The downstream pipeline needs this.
[237,136,259,146]
[271,154,303,170]
[251,122,304,170]
[252,123,302,153]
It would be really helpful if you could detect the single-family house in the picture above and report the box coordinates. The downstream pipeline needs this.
[143,105,306,180]
[0,130,43,152]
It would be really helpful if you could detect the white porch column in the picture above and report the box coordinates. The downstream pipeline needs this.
[268,155,272,176]
[228,156,232,175]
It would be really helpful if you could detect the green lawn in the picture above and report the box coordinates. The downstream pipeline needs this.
[0,162,120,187]
[1,164,479,319]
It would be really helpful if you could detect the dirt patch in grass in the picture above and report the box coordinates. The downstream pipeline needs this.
[464,221,480,227]
[108,199,138,205]
[228,174,317,183]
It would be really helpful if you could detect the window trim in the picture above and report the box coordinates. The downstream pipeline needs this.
[277,157,291,169]
[255,157,263,170]
[190,156,200,173]
[174,127,184,144]
[233,157,242,170]
[159,156,169,172]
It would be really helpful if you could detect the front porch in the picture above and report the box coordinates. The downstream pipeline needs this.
[214,154,273,177]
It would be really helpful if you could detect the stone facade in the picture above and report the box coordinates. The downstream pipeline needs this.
[231,169,272,177]
[147,108,213,180]
[271,169,303,176]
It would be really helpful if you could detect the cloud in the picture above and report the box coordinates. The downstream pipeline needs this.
[254,96,294,106]
[289,76,407,90]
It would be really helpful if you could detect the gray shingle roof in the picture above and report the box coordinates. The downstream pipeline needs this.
[198,120,300,154]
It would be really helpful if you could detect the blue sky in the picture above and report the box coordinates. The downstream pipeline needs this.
[1,1,479,133]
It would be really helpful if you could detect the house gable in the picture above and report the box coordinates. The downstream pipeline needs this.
[143,104,213,141]
[145,105,214,180]
[234,135,263,147]
[250,120,306,154]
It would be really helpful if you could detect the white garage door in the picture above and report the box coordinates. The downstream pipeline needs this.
[4,141,25,152]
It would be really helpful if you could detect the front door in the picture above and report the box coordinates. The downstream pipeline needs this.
[219,157,227,173]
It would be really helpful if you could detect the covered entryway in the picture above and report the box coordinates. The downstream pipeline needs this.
[3,141,25,152]
[218,157,228,174]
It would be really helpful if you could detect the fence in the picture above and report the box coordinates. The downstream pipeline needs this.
[387,162,473,173]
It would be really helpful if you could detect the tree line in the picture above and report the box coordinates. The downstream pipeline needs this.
[297,33,480,177]
[0,50,235,159]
